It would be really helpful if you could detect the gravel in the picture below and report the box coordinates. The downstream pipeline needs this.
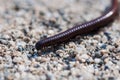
[0,0,120,80]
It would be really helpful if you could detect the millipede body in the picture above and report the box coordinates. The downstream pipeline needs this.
[35,0,119,50]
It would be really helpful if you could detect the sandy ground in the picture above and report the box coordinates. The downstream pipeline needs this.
[0,0,120,80]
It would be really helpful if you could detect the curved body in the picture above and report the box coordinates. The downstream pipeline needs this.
[36,0,118,50]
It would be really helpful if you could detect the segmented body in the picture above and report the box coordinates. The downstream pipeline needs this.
[36,0,118,50]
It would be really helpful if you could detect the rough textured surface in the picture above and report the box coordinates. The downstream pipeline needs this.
[0,0,120,80]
